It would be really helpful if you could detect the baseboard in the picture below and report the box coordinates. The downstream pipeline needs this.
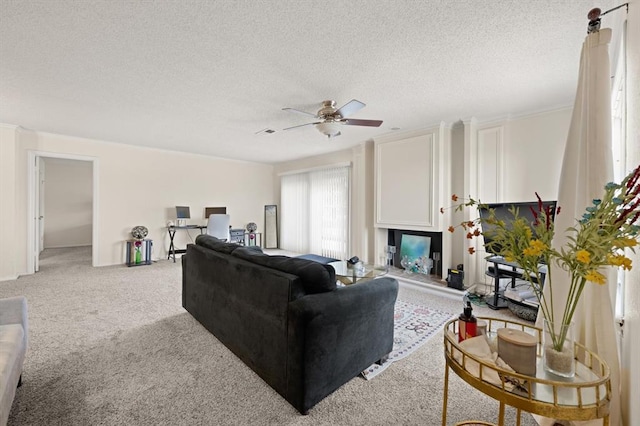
[0,275,19,282]
[44,244,92,249]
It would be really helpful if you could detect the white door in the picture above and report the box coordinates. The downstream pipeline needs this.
[34,156,41,272]
[38,158,45,253]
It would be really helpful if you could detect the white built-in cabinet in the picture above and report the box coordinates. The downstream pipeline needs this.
[374,123,449,231]
[373,123,452,276]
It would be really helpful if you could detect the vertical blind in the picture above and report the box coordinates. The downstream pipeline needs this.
[280,165,350,260]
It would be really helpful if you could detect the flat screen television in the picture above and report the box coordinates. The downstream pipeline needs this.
[478,200,557,257]
[176,206,191,219]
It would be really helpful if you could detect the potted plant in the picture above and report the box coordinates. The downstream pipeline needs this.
[444,164,639,376]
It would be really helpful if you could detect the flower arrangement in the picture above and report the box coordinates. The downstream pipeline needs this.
[443,165,640,358]
[134,240,142,264]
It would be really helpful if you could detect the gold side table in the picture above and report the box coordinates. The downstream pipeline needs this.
[442,317,611,426]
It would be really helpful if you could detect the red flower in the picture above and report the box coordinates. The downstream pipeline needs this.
[448,226,455,233]
[452,194,459,202]
[466,232,473,239]
[440,207,444,214]
[468,247,476,255]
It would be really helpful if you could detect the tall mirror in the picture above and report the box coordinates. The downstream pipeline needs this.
[264,205,278,248]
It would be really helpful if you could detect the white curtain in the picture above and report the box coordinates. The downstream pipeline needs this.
[280,165,350,260]
[535,28,621,426]
[280,173,310,254]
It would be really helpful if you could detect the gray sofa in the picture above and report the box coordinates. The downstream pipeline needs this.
[182,235,398,414]
[0,296,27,426]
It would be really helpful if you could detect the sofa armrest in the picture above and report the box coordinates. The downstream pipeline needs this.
[286,277,398,413]
[0,297,27,328]
[0,296,28,347]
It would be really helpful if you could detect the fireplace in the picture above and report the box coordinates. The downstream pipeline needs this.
[387,229,443,277]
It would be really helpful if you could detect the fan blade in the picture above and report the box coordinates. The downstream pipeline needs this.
[282,107,318,118]
[282,121,321,131]
[335,99,365,118]
[343,118,383,127]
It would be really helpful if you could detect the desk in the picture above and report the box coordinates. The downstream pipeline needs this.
[485,256,546,310]
[442,318,611,425]
[167,225,206,262]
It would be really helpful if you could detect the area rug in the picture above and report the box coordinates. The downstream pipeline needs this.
[361,300,454,380]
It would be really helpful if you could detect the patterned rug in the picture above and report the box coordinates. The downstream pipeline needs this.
[361,300,454,380]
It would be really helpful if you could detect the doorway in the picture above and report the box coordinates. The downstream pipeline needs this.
[27,151,99,273]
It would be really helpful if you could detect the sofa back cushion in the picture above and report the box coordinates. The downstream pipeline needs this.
[232,247,336,294]
[195,234,242,254]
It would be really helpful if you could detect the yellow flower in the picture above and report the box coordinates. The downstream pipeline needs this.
[613,238,638,248]
[607,254,622,266]
[575,250,591,264]
[523,239,547,257]
[585,270,606,285]
[525,228,533,240]
[606,254,632,270]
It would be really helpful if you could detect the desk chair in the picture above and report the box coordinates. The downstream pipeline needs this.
[206,214,230,241]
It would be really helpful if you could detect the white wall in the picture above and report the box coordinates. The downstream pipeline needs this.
[452,108,572,286]
[43,157,93,248]
[0,125,18,280]
[2,128,274,274]
[485,108,572,202]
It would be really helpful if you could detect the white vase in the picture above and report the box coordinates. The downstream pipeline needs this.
[542,319,575,378]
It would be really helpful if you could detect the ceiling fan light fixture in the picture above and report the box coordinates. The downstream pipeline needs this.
[315,121,342,138]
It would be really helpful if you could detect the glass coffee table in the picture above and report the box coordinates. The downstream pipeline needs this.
[328,260,388,285]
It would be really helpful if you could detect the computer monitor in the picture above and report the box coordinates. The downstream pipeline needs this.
[176,206,190,225]
[204,207,227,218]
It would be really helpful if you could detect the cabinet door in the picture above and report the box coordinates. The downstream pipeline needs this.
[375,133,435,230]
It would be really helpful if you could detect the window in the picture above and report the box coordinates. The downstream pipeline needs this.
[280,165,350,260]
[611,24,626,322]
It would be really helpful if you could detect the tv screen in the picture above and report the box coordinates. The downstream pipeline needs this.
[176,206,191,219]
[478,200,557,257]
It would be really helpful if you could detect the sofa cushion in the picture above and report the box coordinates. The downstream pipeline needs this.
[0,324,26,426]
[195,234,242,254]
[232,247,336,294]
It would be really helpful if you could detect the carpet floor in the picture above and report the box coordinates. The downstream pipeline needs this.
[362,301,454,380]
[0,247,538,425]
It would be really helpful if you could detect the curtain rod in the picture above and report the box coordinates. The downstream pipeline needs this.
[588,3,629,33]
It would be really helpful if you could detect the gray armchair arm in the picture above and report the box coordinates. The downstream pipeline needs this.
[0,296,28,347]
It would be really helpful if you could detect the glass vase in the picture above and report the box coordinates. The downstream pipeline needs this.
[135,247,142,264]
[400,256,413,273]
[542,319,575,378]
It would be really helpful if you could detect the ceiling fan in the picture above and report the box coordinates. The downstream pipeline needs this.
[282,99,383,138]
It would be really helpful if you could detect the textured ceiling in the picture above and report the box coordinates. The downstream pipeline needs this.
[0,0,619,163]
